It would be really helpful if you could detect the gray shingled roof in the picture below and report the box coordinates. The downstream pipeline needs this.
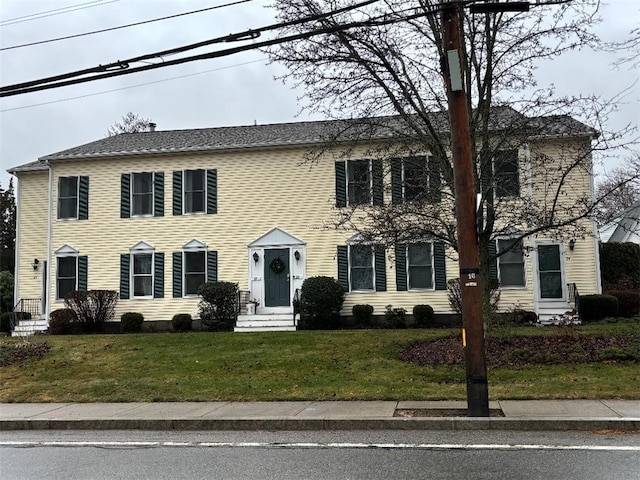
[8,107,596,173]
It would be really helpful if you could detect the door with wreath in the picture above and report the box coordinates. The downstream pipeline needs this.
[264,248,290,307]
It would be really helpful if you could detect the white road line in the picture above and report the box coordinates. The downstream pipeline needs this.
[1,441,639,451]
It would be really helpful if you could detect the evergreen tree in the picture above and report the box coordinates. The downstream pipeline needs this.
[0,179,16,273]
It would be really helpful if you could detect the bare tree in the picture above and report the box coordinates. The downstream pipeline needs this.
[267,0,639,310]
[107,112,153,136]
[595,157,640,225]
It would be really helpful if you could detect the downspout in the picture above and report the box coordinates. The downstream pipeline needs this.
[45,159,53,323]
[524,143,539,313]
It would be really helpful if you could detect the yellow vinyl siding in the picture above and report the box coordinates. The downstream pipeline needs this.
[15,171,49,301]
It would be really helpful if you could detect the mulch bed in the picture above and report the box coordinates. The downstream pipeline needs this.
[400,335,639,367]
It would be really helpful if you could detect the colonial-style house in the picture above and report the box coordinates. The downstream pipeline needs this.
[8,109,602,334]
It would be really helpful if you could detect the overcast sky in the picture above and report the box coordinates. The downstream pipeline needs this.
[1,0,638,189]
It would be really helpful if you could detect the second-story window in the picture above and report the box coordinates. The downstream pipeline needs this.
[494,150,520,198]
[348,160,371,206]
[184,170,205,213]
[58,177,78,219]
[132,172,153,216]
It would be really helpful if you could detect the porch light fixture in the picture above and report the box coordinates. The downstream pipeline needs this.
[294,250,301,262]
[253,252,260,263]
[32,259,40,271]
[569,239,576,251]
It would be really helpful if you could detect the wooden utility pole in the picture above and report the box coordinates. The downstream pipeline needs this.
[441,1,489,417]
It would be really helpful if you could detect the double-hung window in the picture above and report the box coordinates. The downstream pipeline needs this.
[407,243,433,289]
[184,170,205,214]
[132,172,153,216]
[184,250,206,295]
[132,253,153,297]
[350,245,374,291]
[497,238,525,287]
[348,160,371,206]
[403,156,428,202]
[58,177,78,219]
[494,150,520,198]
[57,256,77,299]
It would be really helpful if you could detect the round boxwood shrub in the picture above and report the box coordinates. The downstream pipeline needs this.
[172,313,193,332]
[413,304,435,328]
[48,308,77,335]
[579,294,618,322]
[120,312,144,333]
[198,281,239,331]
[299,276,345,330]
[352,304,374,326]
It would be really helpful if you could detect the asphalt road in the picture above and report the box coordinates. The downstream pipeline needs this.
[2,430,639,479]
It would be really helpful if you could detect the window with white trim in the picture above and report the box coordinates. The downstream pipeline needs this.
[497,238,525,287]
[132,253,153,297]
[131,172,153,216]
[57,256,77,299]
[58,176,78,219]
[184,169,205,213]
[347,160,371,206]
[407,243,434,289]
[184,250,206,295]
[494,150,520,198]
[350,245,374,291]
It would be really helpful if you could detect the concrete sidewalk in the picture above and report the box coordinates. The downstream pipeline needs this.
[2,400,639,431]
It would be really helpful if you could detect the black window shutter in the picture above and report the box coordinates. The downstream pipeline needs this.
[434,242,447,290]
[335,162,346,208]
[488,240,498,281]
[372,159,384,207]
[395,244,407,291]
[207,250,218,283]
[375,245,387,292]
[78,176,89,220]
[391,159,403,205]
[172,252,182,298]
[337,245,349,291]
[172,171,182,216]
[154,172,164,217]
[77,256,88,291]
[120,174,130,219]
[153,252,164,299]
[120,254,130,299]
[207,169,217,214]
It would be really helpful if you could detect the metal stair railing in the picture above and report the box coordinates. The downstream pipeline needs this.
[567,283,581,320]
[11,298,41,331]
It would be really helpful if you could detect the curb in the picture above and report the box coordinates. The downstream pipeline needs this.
[2,417,639,432]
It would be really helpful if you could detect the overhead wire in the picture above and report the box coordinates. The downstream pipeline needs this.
[1,0,255,51]
[0,0,382,95]
[0,0,119,27]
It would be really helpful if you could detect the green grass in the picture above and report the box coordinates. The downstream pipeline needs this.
[1,322,638,403]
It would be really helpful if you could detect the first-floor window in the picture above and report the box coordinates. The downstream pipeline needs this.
[408,243,433,289]
[350,245,373,291]
[184,251,206,295]
[133,253,153,297]
[497,239,525,287]
[57,256,77,299]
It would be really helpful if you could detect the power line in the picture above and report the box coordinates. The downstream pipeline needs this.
[1,0,255,52]
[0,0,119,27]
[0,59,265,112]
[0,0,382,95]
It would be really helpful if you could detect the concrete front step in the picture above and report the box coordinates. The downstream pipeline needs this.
[537,305,578,325]
[235,313,297,332]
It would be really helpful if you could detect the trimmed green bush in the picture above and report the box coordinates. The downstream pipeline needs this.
[579,294,619,322]
[171,313,193,332]
[198,281,239,331]
[384,305,407,329]
[0,312,13,334]
[48,309,77,335]
[299,276,345,330]
[606,290,640,318]
[120,312,144,333]
[352,304,374,325]
[412,304,435,328]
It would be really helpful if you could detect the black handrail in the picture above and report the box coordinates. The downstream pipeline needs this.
[11,298,41,331]
[567,283,581,320]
